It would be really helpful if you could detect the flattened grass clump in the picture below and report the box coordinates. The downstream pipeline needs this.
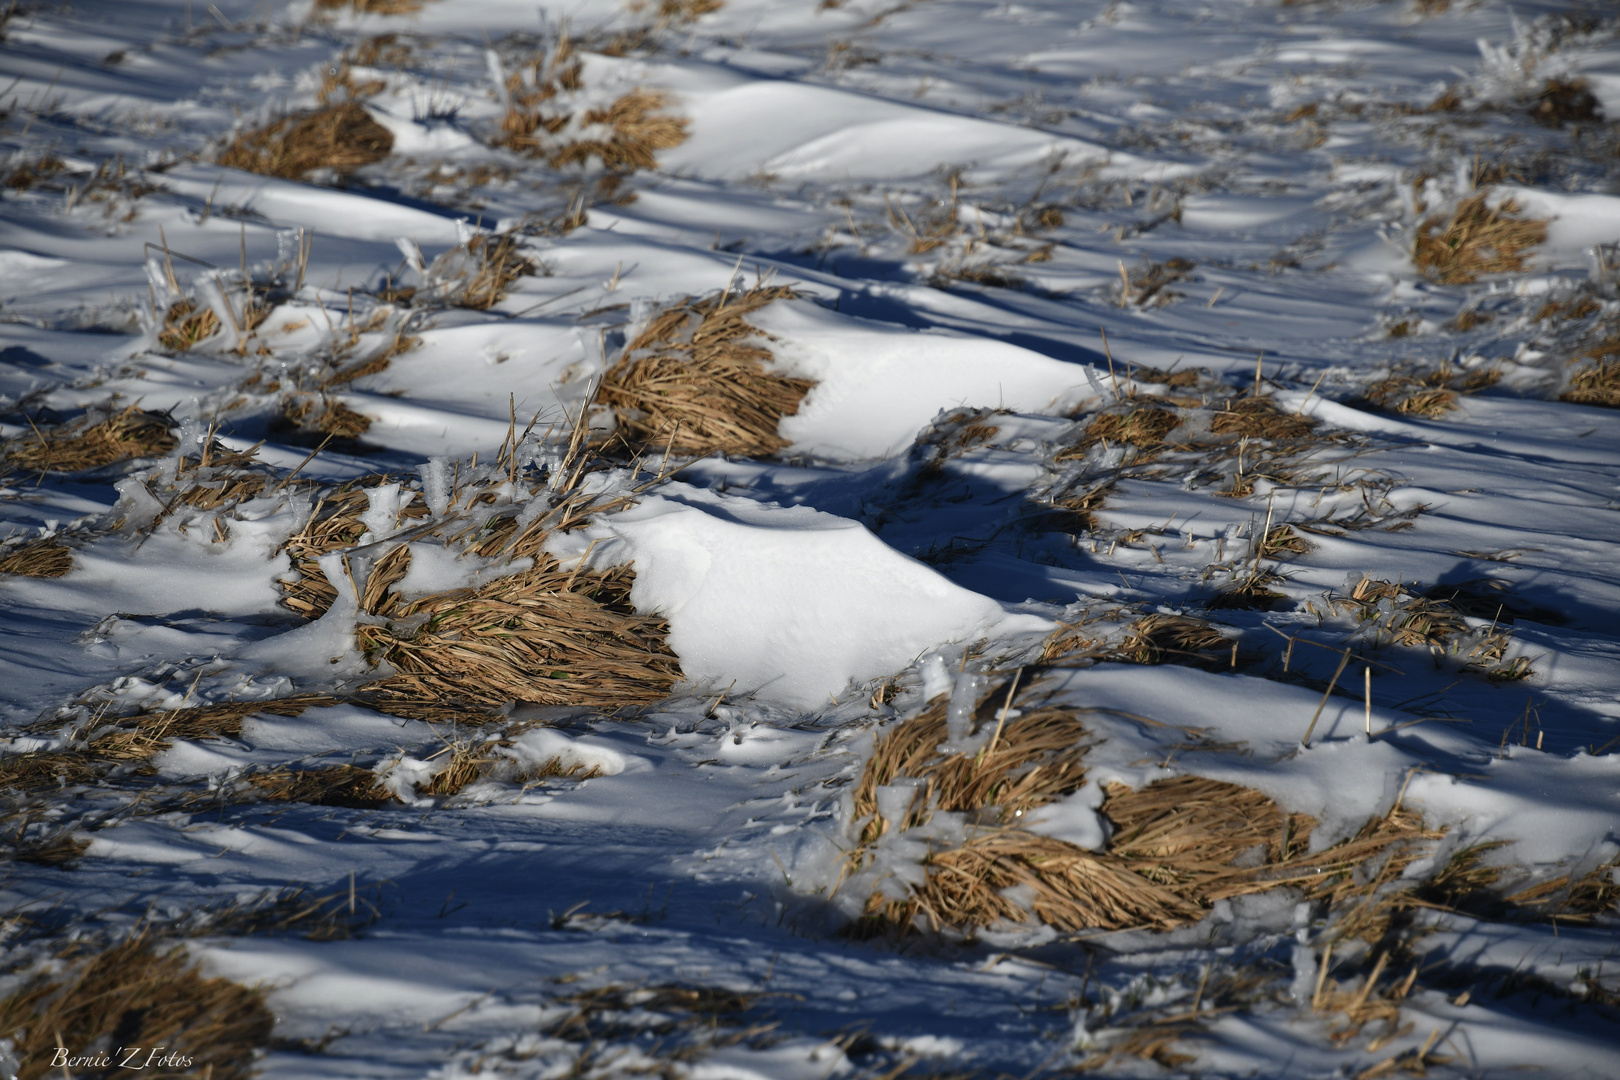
[1040,480,1112,535]
[0,536,72,578]
[1561,359,1620,409]
[159,298,221,351]
[278,437,683,719]
[281,394,374,440]
[1413,193,1548,285]
[1334,576,1529,679]
[493,36,687,171]
[218,103,393,180]
[0,695,337,798]
[1209,397,1316,440]
[551,89,689,172]
[3,405,175,473]
[314,0,430,16]
[1118,613,1231,669]
[843,689,1434,938]
[0,935,273,1080]
[247,764,393,808]
[1118,257,1194,308]
[355,546,681,713]
[596,284,814,458]
[455,232,538,310]
[1057,406,1180,460]
[1529,77,1603,127]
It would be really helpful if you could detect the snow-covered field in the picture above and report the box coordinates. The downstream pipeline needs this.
[2,0,1619,1075]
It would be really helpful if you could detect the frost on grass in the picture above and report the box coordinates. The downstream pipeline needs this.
[596,284,814,458]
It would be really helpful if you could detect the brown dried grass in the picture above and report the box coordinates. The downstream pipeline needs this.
[356,552,681,712]
[494,35,584,153]
[0,934,273,1080]
[652,0,724,22]
[455,232,538,310]
[1260,523,1312,559]
[596,284,813,458]
[494,37,686,172]
[0,536,72,578]
[0,749,102,793]
[218,103,393,180]
[845,691,1438,938]
[158,298,221,351]
[281,452,682,717]
[3,154,66,191]
[1209,397,1316,440]
[1413,193,1548,285]
[277,482,427,618]
[314,0,427,12]
[1562,359,1620,408]
[1118,257,1194,308]
[1042,481,1112,534]
[1,696,335,795]
[4,405,175,473]
[1118,614,1231,668]
[1056,406,1181,460]
[551,89,689,172]
[246,764,393,808]
[320,331,420,389]
[1529,77,1603,127]
[281,394,373,440]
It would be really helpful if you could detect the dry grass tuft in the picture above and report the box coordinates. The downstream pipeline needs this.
[1118,614,1231,669]
[184,884,380,940]
[844,690,1439,938]
[219,103,393,180]
[1413,193,1548,285]
[1060,406,1181,459]
[456,232,538,310]
[0,536,72,578]
[3,154,67,191]
[0,934,273,1080]
[158,298,222,351]
[1529,77,1603,127]
[551,89,689,172]
[1041,481,1112,535]
[596,284,813,458]
[1334,576,1529,679]
[280,446,682,718]
[356,553,681,712]
[406,231,541,312]
[4,405,175,473]
[277,481,427,618]
[1260,523,1312,559]
[651,0,724,22]
[1210,397,1316,440]
[0,749,104,793]
[494,37,686,171]
[1361,364,1498,417]
[314,0,428,12]
[1561,359,1620,408]
[1118,258,1194,308]
[246,764,393,808]
[281,393,373,440]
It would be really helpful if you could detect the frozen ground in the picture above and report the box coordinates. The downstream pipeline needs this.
[2,0,1619,1076]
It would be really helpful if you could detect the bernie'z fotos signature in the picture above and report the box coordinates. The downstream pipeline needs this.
[51,1047,194,1070]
